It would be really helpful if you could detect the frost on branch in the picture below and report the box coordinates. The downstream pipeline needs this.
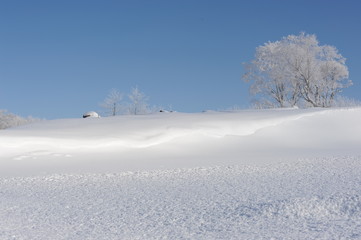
[100,88,124,116]
[243,32,351,108]
[127,86,150,115]
[100,87,154,116]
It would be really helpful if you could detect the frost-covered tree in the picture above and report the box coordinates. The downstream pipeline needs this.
[243,40,300,108]
[243,33,351,108]
[100,89,123,116]
[127,86,150,115]
[0,110,39,129]
[99,87,156,116]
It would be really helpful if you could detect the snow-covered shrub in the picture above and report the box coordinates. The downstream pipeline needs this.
[0,110,39,129]
[332,96,361,107]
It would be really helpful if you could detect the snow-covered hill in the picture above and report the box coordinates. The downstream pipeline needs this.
[1,108,361,239]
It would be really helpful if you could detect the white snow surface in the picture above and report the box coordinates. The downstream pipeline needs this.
[1,108,361,239]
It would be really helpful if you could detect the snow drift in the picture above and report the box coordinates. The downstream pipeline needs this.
[1,108,361,239]
[1,107,360,176]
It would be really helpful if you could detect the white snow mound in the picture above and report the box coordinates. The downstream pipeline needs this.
[1,107,361,176]
[1,107,361,239]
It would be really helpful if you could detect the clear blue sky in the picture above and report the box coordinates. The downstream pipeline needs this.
[1,0,360,119]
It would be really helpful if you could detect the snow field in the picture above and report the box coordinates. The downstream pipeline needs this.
[1,107,361,239]
[1,156,361,239]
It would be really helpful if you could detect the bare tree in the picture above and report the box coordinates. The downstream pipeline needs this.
[100,89,123,116]
[127,86,149,115]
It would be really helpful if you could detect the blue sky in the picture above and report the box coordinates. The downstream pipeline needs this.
[1,0,361,119]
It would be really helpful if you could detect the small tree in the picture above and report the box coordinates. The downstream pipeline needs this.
[100,88,123,116]
[243,32,351,108]
[127,86,149,115]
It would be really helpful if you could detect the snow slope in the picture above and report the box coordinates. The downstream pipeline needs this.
[1,108,361,239]
[1,107,360,177]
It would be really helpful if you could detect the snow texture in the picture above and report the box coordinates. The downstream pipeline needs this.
[1,108,361,239]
